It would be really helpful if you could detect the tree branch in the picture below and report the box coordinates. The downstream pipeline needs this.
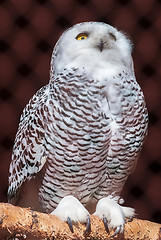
[0,203,160,240]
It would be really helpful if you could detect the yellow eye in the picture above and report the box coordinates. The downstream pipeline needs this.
[76,33,88,40]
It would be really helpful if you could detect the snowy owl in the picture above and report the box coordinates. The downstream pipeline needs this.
[8,22,148,235]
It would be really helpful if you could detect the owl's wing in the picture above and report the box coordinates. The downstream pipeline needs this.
[8,85,49,202]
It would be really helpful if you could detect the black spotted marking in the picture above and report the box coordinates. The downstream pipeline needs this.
[8,66,148,213]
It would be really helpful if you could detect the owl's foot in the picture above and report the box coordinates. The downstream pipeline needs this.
[51,195,91,234]
[94,196,135,237]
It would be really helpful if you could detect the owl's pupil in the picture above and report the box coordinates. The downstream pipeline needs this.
[81,37,85,40]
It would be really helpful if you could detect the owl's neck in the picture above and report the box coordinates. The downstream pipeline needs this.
[50,47,132,82]
[51,63,125,85]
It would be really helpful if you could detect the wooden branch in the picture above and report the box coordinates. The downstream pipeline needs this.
[0,203,160,240]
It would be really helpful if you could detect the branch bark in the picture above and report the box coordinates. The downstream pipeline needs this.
[0,203,160,240]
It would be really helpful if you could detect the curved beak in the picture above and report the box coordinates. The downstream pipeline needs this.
[98,39,104,52]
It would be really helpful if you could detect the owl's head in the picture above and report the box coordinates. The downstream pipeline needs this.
[51,22,133,78]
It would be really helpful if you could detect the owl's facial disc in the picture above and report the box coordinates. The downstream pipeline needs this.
[51,22,132,75]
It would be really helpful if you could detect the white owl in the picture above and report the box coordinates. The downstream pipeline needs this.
[8,22,148,236]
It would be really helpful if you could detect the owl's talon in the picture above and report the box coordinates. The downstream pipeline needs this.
[84,215,91,235]
[110,225,121,238]
[103,215,109,233]
[67,217,74,233]
[127,216,133,222]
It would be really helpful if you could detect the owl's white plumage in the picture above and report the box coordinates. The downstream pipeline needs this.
[8,22,148,233]
[51,22,132,79]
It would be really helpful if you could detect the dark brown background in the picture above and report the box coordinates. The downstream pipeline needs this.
[0,0,161,223]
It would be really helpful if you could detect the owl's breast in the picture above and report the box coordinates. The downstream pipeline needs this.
[40,70,148,211]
